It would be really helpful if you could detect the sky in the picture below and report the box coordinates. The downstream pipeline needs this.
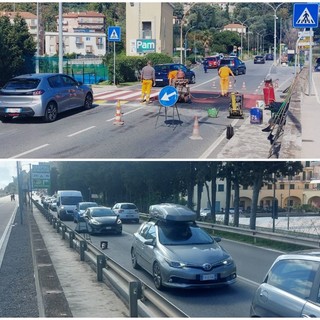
[0,161,44,189]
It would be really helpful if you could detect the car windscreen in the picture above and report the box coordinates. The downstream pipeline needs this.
[3,79,40,90]
[61,196,83,205]
[158,222,214,245]
[80,202,97,210]
[91,208,115,217]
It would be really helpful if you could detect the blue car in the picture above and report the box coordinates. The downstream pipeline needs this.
[154,63,196,87]
[218,57,246,76]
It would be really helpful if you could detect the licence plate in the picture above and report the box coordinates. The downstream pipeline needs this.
[105,226,112,230]
[201,274,217,281]
[6,108,21,113]
[156,79,163,81]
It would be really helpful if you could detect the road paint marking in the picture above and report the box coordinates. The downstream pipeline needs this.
[67,126,96,137]
[199,119,240,158]
[237,275,259,287]
[106,106,145,122]
[9,144,49,159]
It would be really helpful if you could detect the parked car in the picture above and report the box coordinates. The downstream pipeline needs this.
[250,250,320,317]
[74,201,98,223]
[112,202,139,223]
[154,63,196,87]
[219,57,246,76]
[83,206,122,235]
[200,208,211,218]
[265,53,274,61]
[0,73,93,123]
[205,55,221,69]
[254,55,265,64]
[131,203,236,290]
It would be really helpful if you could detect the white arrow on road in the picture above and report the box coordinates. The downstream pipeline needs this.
[161,91,177,101]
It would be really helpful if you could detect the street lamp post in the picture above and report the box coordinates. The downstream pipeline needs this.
[266,3,285,66]
[184,26,195,62]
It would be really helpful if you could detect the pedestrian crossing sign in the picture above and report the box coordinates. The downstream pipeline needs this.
[108,26,121,42]
[293,3,319,28]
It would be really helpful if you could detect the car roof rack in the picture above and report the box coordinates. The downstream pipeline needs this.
[149,203,196,222]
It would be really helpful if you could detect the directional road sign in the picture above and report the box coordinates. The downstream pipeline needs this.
[293,3,319,28]
[158,86,179,107]
[108,26,121,42]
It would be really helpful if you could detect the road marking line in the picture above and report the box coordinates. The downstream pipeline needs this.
[9,144,49,159]
[199,119,240,159]
[67,126,96,137]
[237,275,259,287]
[106,107,145,122]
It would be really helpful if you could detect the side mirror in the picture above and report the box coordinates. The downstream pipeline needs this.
[214,237,221,243]
[144,239,155,246]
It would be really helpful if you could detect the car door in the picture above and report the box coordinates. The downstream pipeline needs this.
[47,75,71,112]
[61,75,84,109]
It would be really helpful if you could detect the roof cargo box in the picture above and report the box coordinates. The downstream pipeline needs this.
[149,203,196,222]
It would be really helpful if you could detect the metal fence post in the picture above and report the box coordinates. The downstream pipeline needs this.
[52,217,56,229]
[97,255,106,282]
[69,231,75,248]
[80,240,87,261]
[56,220,61,233]
[61,225,66,240]
[129,281,141,317]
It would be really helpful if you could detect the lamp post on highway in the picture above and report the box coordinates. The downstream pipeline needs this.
[234,17,253,60]
[265,3,285,66]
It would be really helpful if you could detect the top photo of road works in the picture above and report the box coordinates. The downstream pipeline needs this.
[0,2,319,160]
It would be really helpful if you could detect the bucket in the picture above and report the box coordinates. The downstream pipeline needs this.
[250,107,263,124]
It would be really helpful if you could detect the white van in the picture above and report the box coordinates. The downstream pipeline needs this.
[56,190,83,221]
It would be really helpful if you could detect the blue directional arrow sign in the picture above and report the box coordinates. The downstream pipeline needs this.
[158,86,179,107]
[293,3,319,28]
[108,26,121,42]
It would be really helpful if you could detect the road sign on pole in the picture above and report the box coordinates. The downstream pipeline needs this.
[293,3,319,28]
[158,86,179,107]
[108,27,121,85]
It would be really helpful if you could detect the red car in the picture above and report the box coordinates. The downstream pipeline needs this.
[206,55,221,69]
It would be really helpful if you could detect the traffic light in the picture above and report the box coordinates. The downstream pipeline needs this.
[272,199,278,219]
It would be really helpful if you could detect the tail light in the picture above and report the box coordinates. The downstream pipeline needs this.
[26,89,45,96]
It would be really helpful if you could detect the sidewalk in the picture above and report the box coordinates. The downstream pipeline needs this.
[217,66,320,159]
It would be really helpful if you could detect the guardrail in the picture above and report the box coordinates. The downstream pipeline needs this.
[33,201,188,318]
[140,213,320,249]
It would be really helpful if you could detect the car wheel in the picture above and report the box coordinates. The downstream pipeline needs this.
[153,261,163,290]
[83,93,93,110]
[235,69,239,76]
[44,102,58,122]
[131,248,140,269]
[190,75,196,84]
[242,68,246,75]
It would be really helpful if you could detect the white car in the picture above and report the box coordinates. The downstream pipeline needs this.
[200,208,211,218]
[112,203,139,223]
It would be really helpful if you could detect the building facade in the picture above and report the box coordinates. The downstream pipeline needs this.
[199,162,320,212]
[44,11,106,57]
[126,3,174,56]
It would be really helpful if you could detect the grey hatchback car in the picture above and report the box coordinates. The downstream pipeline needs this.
[131,206,236,290]
[0,73,93,122]
[250,250,320,317]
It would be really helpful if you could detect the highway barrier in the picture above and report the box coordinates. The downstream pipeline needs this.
[33,201,188,318]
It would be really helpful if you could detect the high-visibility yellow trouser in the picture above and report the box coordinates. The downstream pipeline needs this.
[220,77,230,95]
[141,79,153,101]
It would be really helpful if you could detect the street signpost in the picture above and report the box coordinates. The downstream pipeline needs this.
[32,164,50,189]
[293,3,319,95]
[108,26,121,85]
[157,86,180,127]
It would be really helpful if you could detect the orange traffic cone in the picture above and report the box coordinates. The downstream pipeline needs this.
[189,116,203,140]
[113,100,124,125]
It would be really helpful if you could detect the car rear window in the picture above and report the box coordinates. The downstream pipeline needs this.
[220,59,232,66]
[121,203,137,209]
[3,78,40,90]
[155,65,170,73]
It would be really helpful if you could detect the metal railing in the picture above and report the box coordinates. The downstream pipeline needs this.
[33,201,188,318]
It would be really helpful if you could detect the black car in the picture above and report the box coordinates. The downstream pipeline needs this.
[219,57,246,76]
[83,206,122,235]
[154,63,196,87]
[265,53,274,61]
[254,55,265,64]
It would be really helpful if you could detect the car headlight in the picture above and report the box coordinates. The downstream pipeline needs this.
[222,257,233,266]
[91,219,101,225]
[165,259,186,268]
[117,219,122,225]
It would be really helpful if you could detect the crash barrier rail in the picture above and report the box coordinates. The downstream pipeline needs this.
[32,201,188,318]
[268,74,299,158]
[140,213,320,248]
